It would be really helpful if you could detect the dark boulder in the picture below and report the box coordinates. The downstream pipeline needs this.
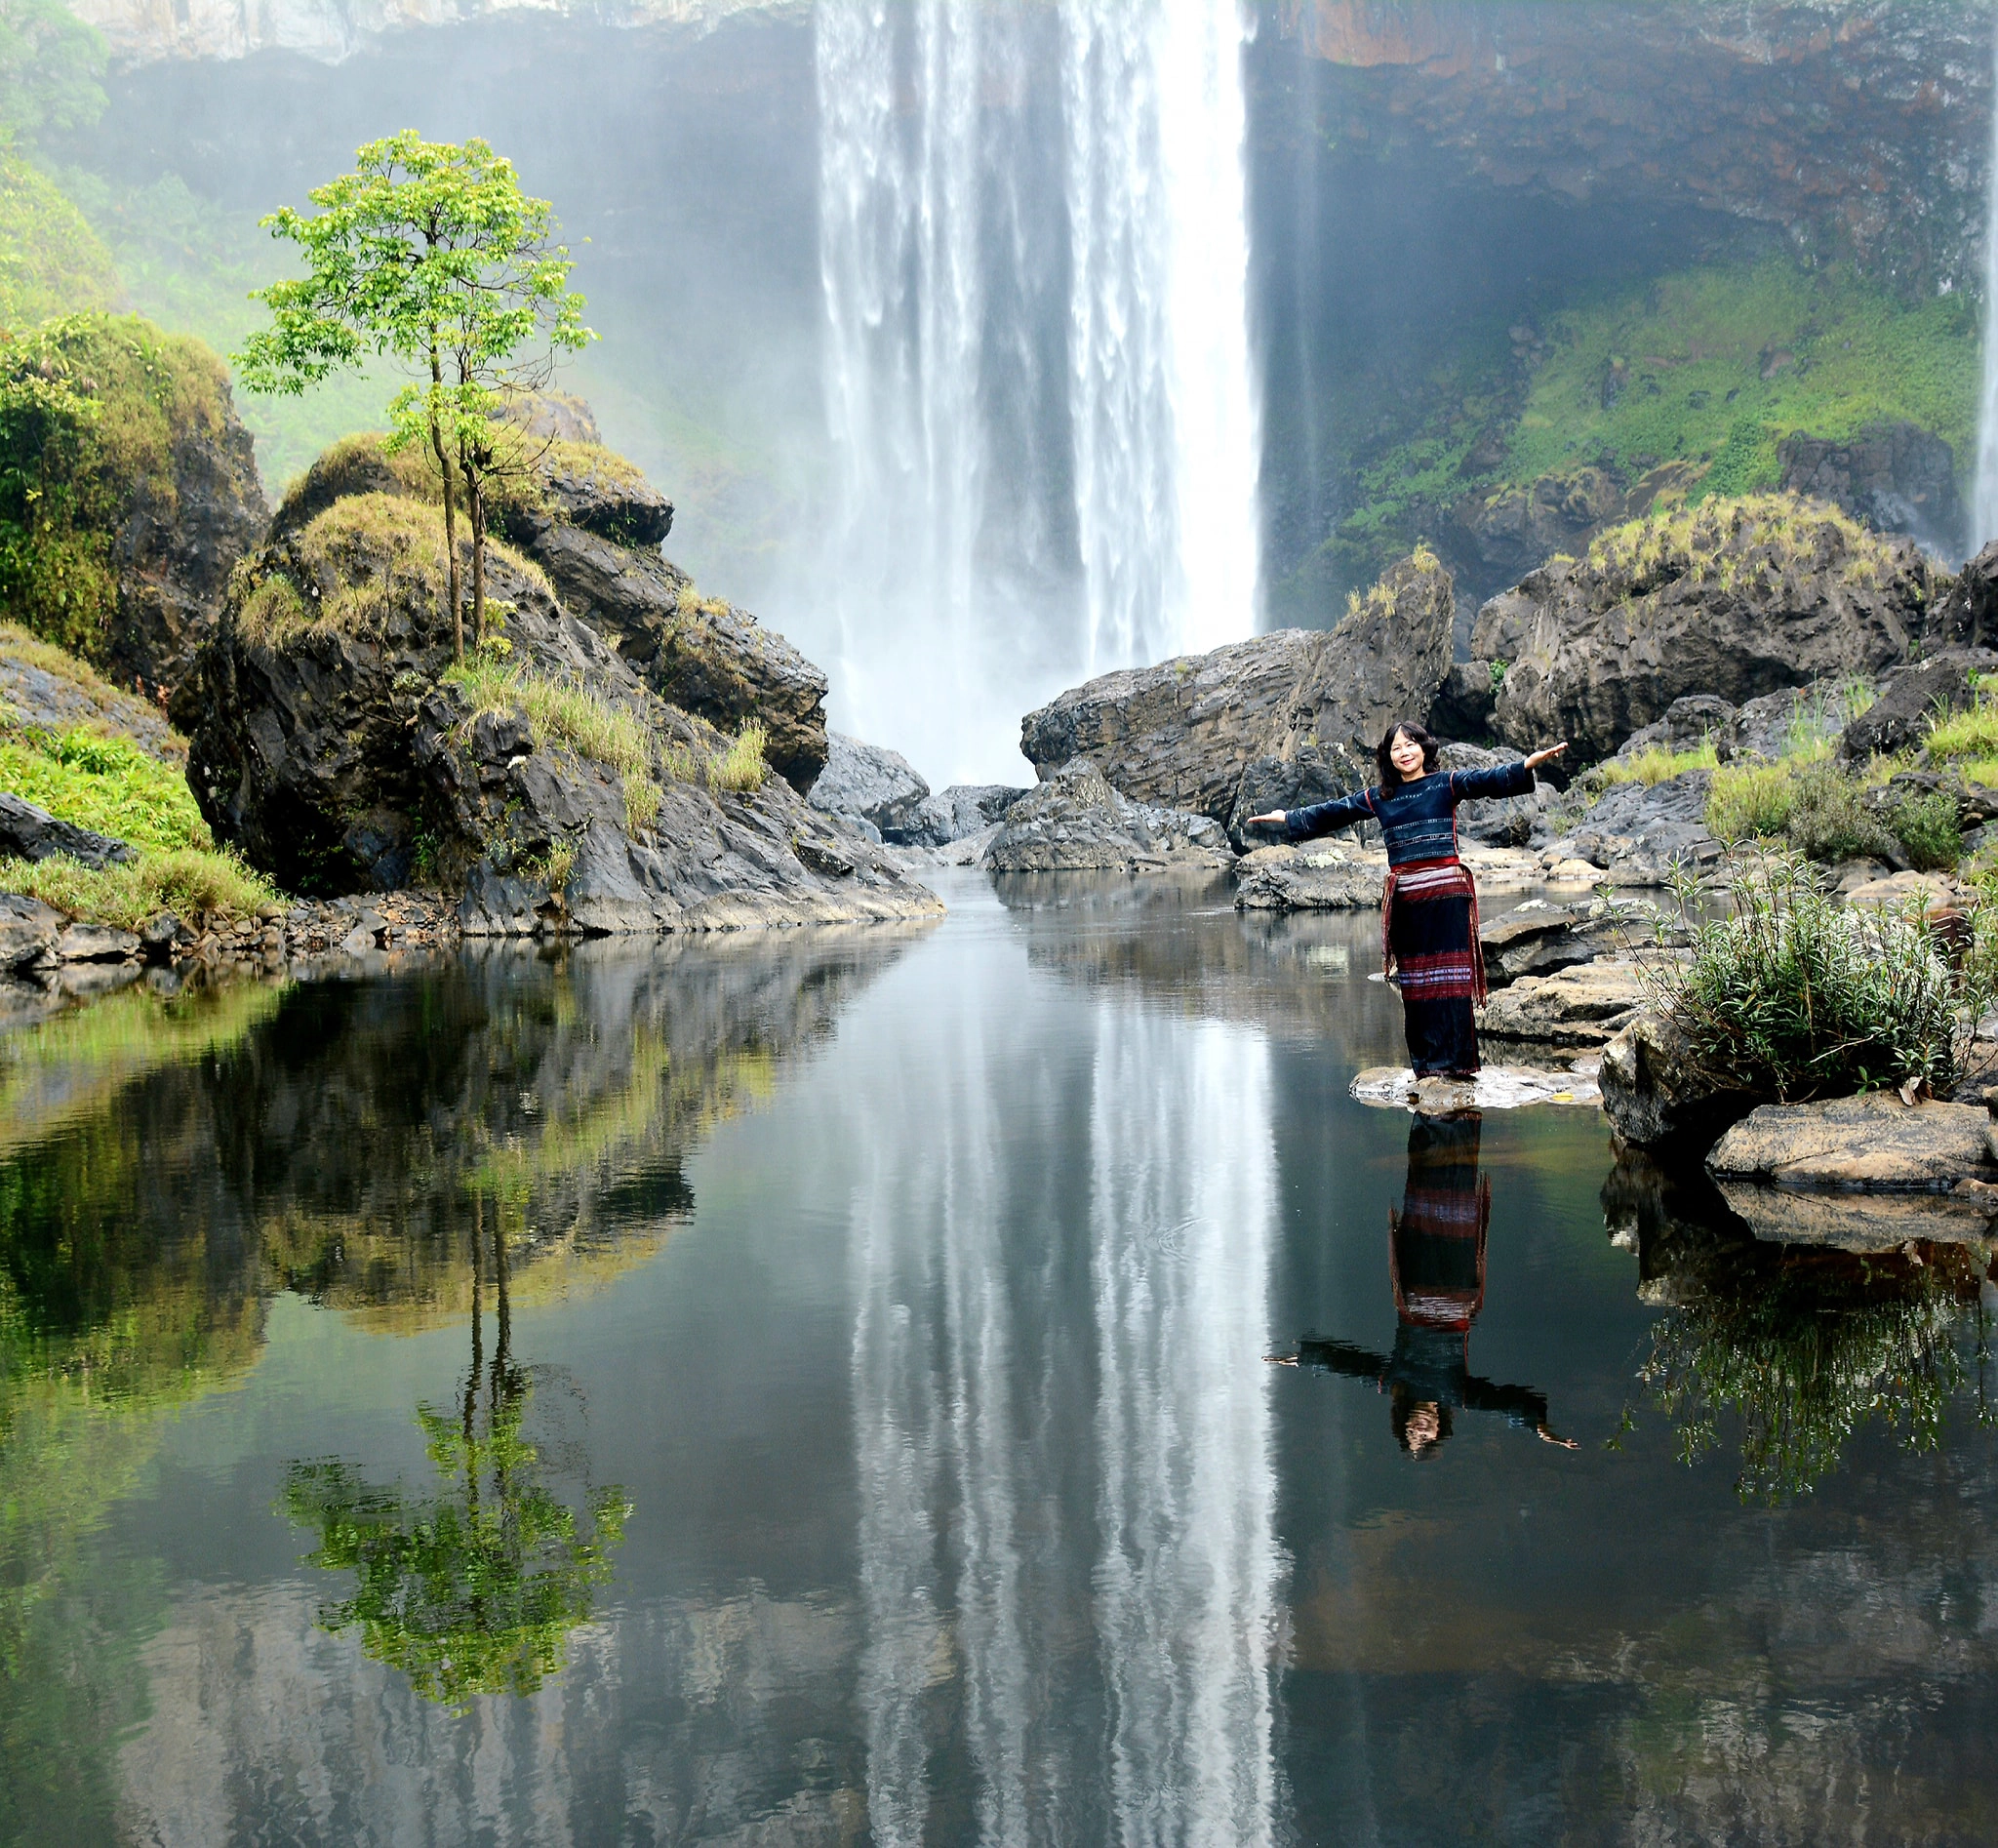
[0,792,135,870]
[1427,661,1499,742]
[1438,742,1544,845]
[1020,548,1456,834]
[1838,647,1998,763]
[806,733,931,841]
[1481,495,1928,762]
[187,493,939,934]
[495,486,824,793]
[984,757,1232,873]
[270,427,824,793]
[1930,541,1998,650]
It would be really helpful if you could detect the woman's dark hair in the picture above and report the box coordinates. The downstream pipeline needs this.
[1377,721,1440,787]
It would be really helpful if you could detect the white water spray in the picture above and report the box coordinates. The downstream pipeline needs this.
[1977,18,1998,554]
[812,0,1261,783]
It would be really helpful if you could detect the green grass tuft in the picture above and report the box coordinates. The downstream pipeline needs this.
[443,654,662,835]
[1600,741,1719,787]
[705,720,768,795]
[0,845,277,929]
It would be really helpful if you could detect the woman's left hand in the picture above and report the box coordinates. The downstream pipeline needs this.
[1523,741,1569,772]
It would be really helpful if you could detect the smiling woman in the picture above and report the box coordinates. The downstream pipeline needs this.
[1246,721,1568,1076]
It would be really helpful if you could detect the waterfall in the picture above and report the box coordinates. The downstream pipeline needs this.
[1063,1,1262,673]
[812,0,1261,784]
[1977,15,1998,555]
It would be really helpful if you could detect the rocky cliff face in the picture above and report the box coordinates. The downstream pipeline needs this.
[1279,0,1990,289]
[1476,493,1929,760]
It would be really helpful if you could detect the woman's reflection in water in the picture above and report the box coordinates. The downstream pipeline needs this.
[1275,1112,1577,1455]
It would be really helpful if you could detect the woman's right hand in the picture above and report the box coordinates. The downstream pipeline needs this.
[1243,811,1287,830]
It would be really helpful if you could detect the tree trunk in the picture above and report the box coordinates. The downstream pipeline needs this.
[467,468,488,652]
[426,351,462,663]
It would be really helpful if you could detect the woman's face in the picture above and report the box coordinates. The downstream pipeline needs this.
[1404,1401,1442,1454]
[1389,729,1427,779]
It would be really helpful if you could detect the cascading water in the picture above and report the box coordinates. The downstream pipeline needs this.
[1976,14,1998,554]
[811,0,1261,784]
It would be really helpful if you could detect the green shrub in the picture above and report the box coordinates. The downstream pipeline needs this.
[1783,761,1898,864]
[1645,851,1990,1101]
[0,844,277,928]
[1886,788,1962,872]
[705,720,768,795]
[0,314,236,663]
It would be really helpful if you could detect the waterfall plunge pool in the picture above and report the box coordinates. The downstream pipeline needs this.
[3,868,1994,1846]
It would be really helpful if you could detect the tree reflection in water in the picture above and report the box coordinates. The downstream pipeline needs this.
[281,1199,630,1710]
[1606,1149,1996,1501]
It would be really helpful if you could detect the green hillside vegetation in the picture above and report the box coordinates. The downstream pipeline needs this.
[0,150,115,326]
[1298,254,1979,609]
[0,619,277,927]
[1508,259,1977,494]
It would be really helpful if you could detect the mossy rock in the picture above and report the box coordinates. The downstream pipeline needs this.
[0,312,265,695]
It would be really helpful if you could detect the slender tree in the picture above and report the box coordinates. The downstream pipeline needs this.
[235,132,592,660]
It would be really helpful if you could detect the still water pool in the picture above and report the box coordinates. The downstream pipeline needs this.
[3,869,1995,1846]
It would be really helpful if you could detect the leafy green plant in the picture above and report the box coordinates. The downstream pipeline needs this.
[1633,850,1992,1102]
[1886,787,1962,872]
[1782,761,1899,864]
[0,726,209,850]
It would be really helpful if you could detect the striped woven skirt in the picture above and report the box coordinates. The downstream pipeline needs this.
[1382,858,1485,1076]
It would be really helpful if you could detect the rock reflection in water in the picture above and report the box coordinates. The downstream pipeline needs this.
[1280,1112,1575,1454]
[849,953,1281,1844]
[1606,1148,1995,1499]
[0,929,923,1841]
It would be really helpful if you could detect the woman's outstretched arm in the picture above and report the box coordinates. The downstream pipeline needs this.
[1242,789,1374,842]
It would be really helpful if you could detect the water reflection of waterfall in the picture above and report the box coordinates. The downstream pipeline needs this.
[813,0,1260,783]
[849,968,1281,1843]
[1090,1011,1282,1845]
[1978,15,1998,551]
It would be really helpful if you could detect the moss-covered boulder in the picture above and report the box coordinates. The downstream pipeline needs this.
[272,426,829,794]
[1479,494,1930,762]
[0,313,267,699]
[188,492,939,933]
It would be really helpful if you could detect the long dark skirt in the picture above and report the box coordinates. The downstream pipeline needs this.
[1389,890,1481,1075]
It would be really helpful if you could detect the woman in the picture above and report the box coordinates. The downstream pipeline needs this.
[1245,723,1567,1077]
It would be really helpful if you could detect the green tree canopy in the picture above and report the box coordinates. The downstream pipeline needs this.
[236,131,593,660]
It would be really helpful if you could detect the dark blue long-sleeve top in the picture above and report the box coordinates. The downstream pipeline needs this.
[1281,761,1535,867]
